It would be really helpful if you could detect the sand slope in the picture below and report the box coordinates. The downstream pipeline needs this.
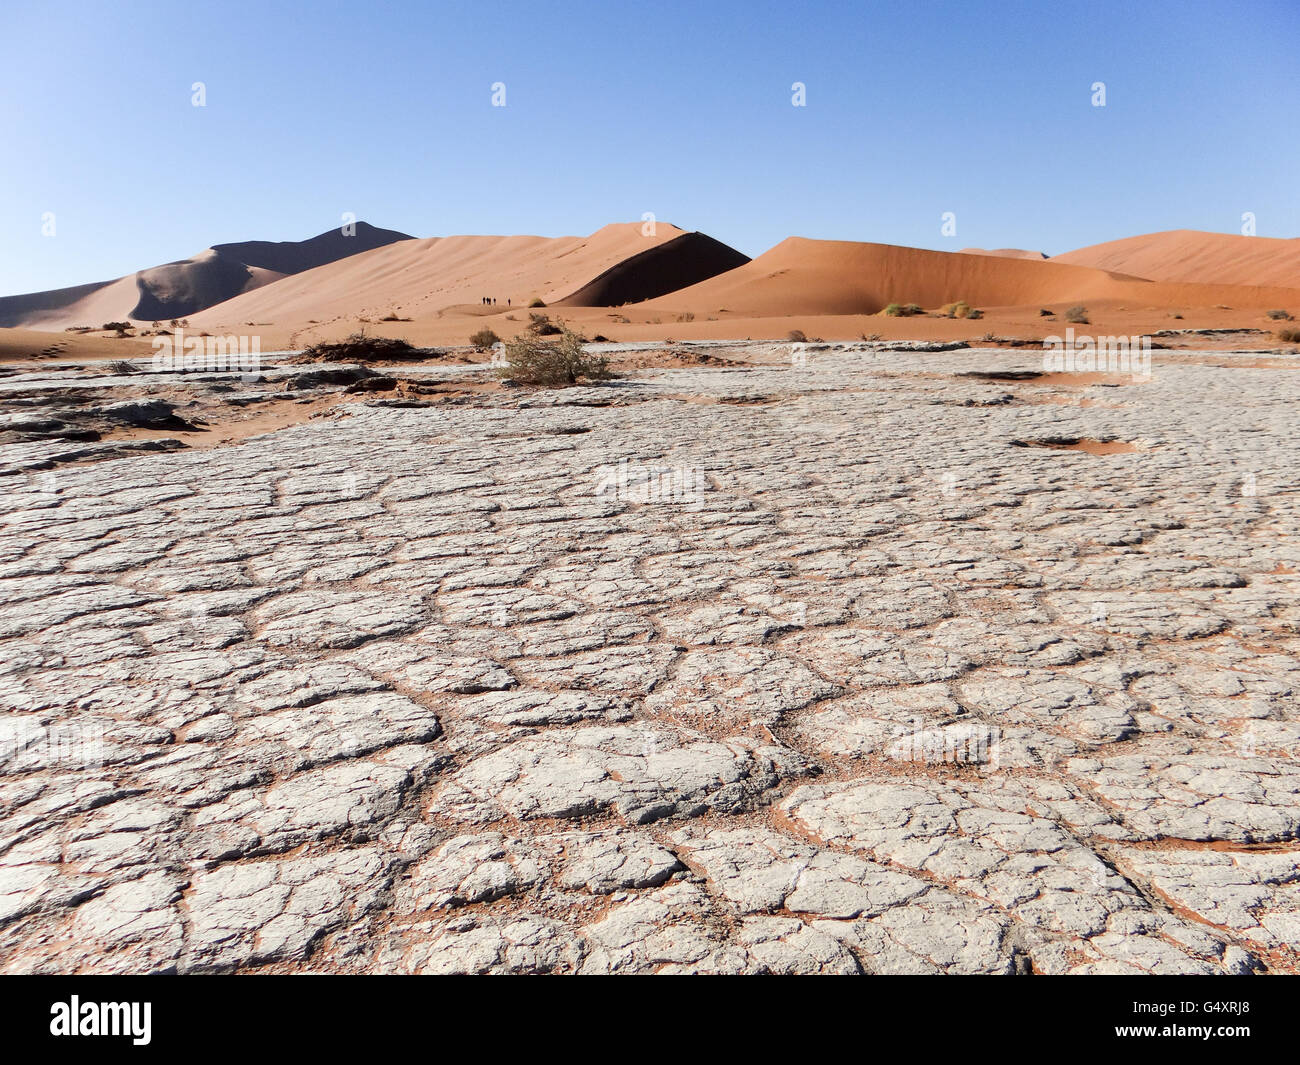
[0,222,414,330]
[635,237,1300,318]
[190,223,748,330]
[959,247,1048,261]
[1054,229,1300,288]
[634,239,1142,316]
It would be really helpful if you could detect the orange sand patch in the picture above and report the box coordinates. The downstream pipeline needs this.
[1011,438,1144,455]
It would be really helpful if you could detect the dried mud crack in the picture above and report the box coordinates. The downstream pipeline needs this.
[0,343,1297,974]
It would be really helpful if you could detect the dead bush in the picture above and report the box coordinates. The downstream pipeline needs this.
[497,328,612,387]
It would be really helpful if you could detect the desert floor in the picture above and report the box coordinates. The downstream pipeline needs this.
[5,298,1298,368]
[1,342,1297,973]
[195,302,1300,354]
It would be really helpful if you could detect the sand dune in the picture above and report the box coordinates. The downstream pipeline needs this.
[557,232,750,306]
[190,223,747,330]
[634,237,1300,318]
[633,239,1143,316]
[0,276,141,332]
[9,222,1300,353]
[0,222,414,330]
[1054,229,1300,288]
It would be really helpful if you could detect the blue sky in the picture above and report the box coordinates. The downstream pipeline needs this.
[2,0,1296,295]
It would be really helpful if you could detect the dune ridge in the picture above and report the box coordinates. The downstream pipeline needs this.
[959,247,1048,261]
[189,223,747,329]
[634,237,1300,318]
[0,221,414,329]
[1054,229,1300,288]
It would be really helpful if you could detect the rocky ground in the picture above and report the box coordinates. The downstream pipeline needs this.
[0,342,1297,974]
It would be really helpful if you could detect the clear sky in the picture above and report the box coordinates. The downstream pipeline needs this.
[2,0,1296,295]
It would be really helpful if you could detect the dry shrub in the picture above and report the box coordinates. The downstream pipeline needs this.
[527,312,561,336]
[298,332,418,361]
[469,328,500,350]
[497,328,612,386]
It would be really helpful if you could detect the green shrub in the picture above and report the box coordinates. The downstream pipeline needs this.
[1267,309,1293,321]
[528,297,546,308]
[497,328,612,386]
[1065,305,1089,324]
[1278,327,1300,343]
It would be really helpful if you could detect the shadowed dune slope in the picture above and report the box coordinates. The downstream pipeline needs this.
[211,222,414,276]
[556,232,750,306]
[128,250,282,322]
[1054,229,1300,288]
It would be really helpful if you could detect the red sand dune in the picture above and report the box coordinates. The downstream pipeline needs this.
[190,223,748,329]
[0,222,414,330]
[8,222,1300,352]
[1054,229,1300,289]
[633,237,1300,318]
